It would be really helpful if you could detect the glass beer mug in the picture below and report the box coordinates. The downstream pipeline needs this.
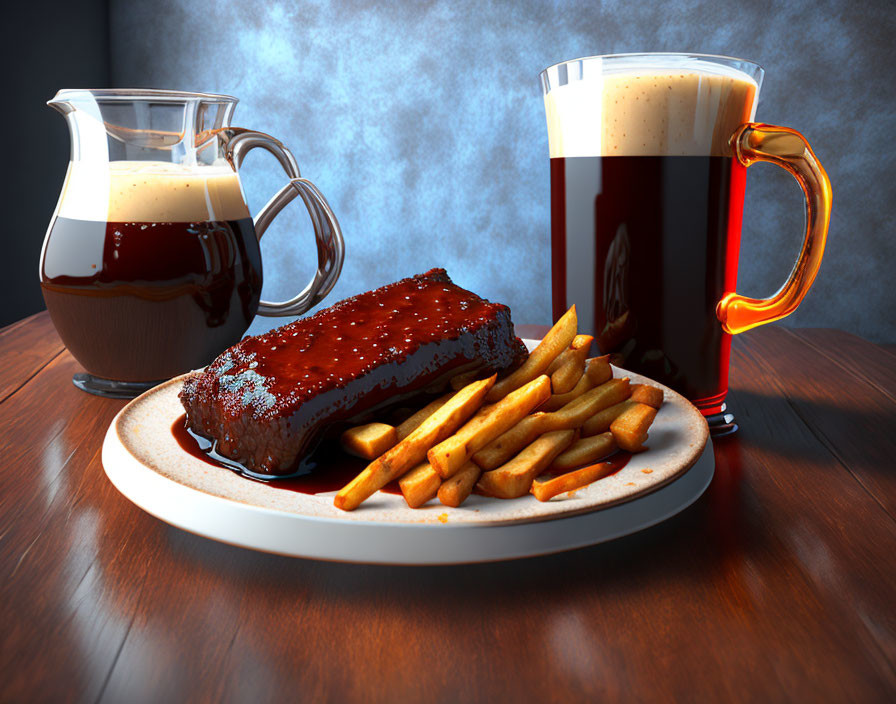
[541,53,832,434]
[41,89,344,398]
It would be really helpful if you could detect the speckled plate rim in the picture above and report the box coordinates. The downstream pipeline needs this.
[104,358,709,526]
[102,426,712,564]
[101,343,712,563]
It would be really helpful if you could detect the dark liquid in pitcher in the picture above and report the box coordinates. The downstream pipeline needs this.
[41,217,263,382]
[551,156,746,413]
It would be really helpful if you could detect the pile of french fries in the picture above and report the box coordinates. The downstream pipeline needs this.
[334,306,664,512]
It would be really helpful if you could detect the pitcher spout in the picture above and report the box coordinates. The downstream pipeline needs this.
[47,90,77,115]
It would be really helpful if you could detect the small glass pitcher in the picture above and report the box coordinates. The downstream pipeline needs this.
[41,89,344,398]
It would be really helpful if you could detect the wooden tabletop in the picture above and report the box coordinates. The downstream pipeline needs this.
[1,312,895,703]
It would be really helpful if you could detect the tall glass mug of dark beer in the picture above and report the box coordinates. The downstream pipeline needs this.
[541,54,832,434]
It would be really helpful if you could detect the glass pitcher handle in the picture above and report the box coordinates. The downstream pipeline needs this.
[226,129,345,317]
[716,123,832,335]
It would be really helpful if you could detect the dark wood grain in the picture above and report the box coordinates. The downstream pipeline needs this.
[791,327,896,401]
[1,314,895,703]
[739,326,896,517]
[0,311,65,403]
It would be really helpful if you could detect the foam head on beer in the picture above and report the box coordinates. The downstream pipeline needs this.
[544,64,759,158]
[57,160,250,222]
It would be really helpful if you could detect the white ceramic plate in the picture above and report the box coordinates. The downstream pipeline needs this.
[101,341,711,564]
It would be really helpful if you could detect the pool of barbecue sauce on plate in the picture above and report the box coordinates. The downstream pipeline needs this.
[171,414,630,497]
[171,414,403,494]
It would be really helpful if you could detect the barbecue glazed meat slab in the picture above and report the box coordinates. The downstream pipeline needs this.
[179,269,528,476]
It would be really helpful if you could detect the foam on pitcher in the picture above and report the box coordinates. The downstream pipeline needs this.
[544,67,758,158]
[57,161,251,222]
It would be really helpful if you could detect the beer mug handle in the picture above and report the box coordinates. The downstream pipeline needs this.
[716,123,832,335]
[225,129,345,317]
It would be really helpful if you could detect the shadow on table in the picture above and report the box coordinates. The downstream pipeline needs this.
[84,434,832,701]
[725,386,895,473]
[156,436,763,605]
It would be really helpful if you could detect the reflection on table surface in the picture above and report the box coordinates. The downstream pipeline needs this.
[1,314,895,702]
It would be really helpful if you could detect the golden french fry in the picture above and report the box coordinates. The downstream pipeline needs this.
[630,383,664,409]
[396,393,453,441]
[428,375,551,479]
[398,461,441,508]
[581,399,637,437]
[476,429,577,499]
[547,340,598,377]
[586,355,613,386]
[334,375,495,511]
[550,335,593,394]
[550,431,617,472]
[548,350,578,393]
[555,377,630,426]
[610,403,658,452]
[340,422,398,459]
[532,450,619,501]
[539,372,593,412]
[546,355,563,376]
[437,461,481,508]
[539,356,609,412]
[472,378,631,470]
[486,306,577,402]
[471,413,548,471]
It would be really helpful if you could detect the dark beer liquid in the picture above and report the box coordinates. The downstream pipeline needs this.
[41,217,263,382]
[551,156,746,414]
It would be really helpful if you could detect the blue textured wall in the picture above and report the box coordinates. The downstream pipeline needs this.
[110,0,896,342]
